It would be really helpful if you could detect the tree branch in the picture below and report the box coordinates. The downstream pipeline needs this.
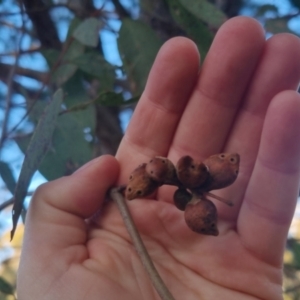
[284,283,300,294]
[110,187,175,300]
[4,37,73,137]
[95,105,123,155]
[0,63,48,83]
[0,3,26,153]
[0,199,14,211]
[21,0,62,50]
[0,47,41,57]
[111,0,131,18]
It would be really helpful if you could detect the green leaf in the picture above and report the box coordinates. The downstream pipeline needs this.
[289,239,300,269]
[255,4,278,17]
[178,0,227,28]
[0,161,16,195]
[166,0,214,57]
[11,89,63,240]
[51,39,85,86]
[139,0,160,15]
[71,52,115,90]
[52,63,78,86]
[265,17,296,34]
[60,92,139,114]
[95,91,140,106]
[65,40,85,61]
[67,17,82,39]
[41,48,60,67]
[0,277,14,295]
[62,71,91,107]
[118,19,163,95]
[36,109,94,180]
[16,82,95,181]
[16,112,94,182]
[43,24,85,85]
[26,98,47,124]
[73,17,102,47]
[42,39,84,71]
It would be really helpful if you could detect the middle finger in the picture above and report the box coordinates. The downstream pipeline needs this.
[168,17,265,162]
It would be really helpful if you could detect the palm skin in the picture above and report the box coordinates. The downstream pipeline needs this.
[17,17,300,300]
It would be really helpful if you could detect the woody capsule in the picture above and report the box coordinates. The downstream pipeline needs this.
[125,153,240,236]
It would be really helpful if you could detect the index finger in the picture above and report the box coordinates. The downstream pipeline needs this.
[116,37,200,182]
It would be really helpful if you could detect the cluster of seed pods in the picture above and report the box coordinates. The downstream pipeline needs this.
[125,153,240,236]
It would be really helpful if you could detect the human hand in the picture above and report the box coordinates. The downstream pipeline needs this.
[17,16,300,300]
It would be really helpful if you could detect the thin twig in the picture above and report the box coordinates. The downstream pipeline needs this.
[0,198,14,211]
[0,47,41,57]
[7,36,74,136]
[0,191,33,212]
[110,187,175,300]
[0,4,75,17]
[206,192,234,207]
[0,1,26,155]
[284,282,300,293]
[111,0,131,18]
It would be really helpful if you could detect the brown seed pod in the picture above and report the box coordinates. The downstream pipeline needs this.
[145,156,178,185]
[184,198,218,236]
[176,156,209,189]
[173,188,192,211]
[202,153,240,191]
[125,163,159,200]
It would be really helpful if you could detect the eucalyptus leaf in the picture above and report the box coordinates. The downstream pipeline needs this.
[255,4,278,17]
[62,92,139,114]
[0,277,14,295]
[118,19,163,94]
[42,38,84,71]
[178,0,227,29]
[37,109,93,180]
[166,0,214,57]
[140,0,165,17]
[51,39,85,86]
[71,52,115,90]
[73,17,102,47]
[67,17,82,39]
[65,40,85,61]
[16,108,94,181]
[0,161,16,195]
[11,89,63,240]
[52,63,78,86]
[265,17,296,34]
[26,98,47,124]
[41,48,60,67]
[43,23,85,86]
[95,91,139,106]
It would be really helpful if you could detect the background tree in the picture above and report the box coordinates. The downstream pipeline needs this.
[0,0,300,299]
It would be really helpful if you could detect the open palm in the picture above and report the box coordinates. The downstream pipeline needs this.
[18,17,300,300]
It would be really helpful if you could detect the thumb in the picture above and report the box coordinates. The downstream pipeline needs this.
[21,155,119,256]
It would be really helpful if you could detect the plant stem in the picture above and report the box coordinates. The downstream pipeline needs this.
[0,198,14,211]
[110,187,176,300]
[206,192,233,207]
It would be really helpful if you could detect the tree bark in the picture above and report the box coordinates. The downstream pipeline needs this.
[22,0,62,49]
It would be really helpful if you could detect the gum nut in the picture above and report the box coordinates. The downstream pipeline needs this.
[146,156,176,184]
[125,164,159,200]
[176,156,209,189]
[203,153,240,191]
[173,188,192,211]
[184,198,219,236]
[146,157,168,182]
